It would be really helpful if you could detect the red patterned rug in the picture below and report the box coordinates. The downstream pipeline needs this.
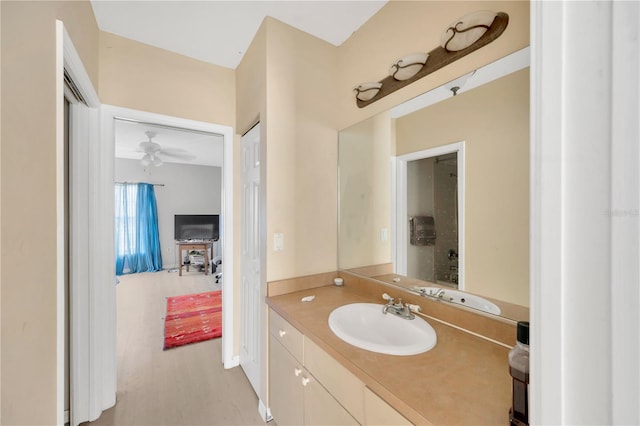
[163,290,222,350]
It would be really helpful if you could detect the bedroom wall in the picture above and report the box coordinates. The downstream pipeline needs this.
[114,158,222,269]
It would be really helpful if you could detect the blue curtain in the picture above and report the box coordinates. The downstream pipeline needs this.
[115,183,163,275]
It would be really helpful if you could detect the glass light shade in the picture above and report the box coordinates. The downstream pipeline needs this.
[141,153,152,167]
[151,155,163,167]
[440,10,497,52]
[354,82,383,102]
[389,53,428,81]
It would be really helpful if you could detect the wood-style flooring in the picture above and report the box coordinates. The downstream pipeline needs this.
[86,268,265,426]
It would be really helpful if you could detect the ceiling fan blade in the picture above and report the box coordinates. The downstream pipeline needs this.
[140,141,161,153]
[157,150,197,161]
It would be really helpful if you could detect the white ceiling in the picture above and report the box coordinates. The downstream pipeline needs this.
[114,119,224,167]
[90,0,388,70]
[96,0,387,166]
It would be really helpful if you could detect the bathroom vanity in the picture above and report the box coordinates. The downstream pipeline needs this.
[266,275,514,425]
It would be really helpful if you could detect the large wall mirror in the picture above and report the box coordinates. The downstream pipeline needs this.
[338,48,530,321]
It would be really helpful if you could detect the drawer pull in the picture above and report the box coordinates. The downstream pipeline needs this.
[301,377,310,387]
[278,329,286,338]
[294,368,302,377]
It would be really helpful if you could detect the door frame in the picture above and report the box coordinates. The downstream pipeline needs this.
[101,105,237,368]
[58,21,106,426]
[394,141,465,289]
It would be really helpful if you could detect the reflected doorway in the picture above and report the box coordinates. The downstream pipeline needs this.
[395,141,465,290]
[407,153,458,285]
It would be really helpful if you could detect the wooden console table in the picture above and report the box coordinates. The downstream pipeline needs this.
[176,241,213,276]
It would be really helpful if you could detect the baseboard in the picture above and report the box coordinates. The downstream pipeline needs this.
[258,399,272,423]
[64,410,70,424]
[224,355,240,369]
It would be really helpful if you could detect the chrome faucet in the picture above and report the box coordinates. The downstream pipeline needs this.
[382,293,419,320]
[431,288,446,298]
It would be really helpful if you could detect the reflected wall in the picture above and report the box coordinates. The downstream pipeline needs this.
[396,68,530,306]
[339,67,530,308]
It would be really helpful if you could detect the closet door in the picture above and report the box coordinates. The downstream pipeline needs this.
[240,123,262,396]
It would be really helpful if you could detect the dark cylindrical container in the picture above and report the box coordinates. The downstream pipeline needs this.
[509,321,529,426]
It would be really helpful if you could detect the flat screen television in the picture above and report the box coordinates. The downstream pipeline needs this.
[174,214,219,241]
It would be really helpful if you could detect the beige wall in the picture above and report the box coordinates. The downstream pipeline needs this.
[338,112,393,269]
[0,1,99,424]
[336,1,530,130]
[396,68,530,306]
[262,18,339,281]
[235,20,267,362]
[99,32,236,127]
[236,18,339,407]
[0,1,530,422]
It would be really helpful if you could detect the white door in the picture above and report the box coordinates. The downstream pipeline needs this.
[240,123,262,395]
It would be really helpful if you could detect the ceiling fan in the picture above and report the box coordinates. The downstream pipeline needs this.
[138,131,195,167]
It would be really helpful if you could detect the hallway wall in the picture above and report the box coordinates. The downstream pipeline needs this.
[0,1,99,423]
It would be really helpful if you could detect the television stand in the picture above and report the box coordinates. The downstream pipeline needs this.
[176,240,213,276]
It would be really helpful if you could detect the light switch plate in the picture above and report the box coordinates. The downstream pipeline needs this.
[274,233,284,251]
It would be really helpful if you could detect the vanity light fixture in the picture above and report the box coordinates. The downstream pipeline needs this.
[354,82,383,102]
[440,10,497,52]
[354,11,509,108]
[389,53,429,81]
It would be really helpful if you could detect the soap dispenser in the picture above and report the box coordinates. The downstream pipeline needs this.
[509,321,529,426]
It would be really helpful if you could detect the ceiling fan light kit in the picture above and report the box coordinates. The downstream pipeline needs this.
[137,130,194,167]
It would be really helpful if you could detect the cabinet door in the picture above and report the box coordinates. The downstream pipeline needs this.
[303,372,360,426]
[304,337,365,423]
[364,387,412,426]
[269,336,304,426]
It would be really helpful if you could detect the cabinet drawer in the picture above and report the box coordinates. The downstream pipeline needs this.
[270,309,304,362]
[304,337,365,424]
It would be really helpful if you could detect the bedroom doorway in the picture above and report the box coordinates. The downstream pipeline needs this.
[94,106,236,416]
[103,106,235,366]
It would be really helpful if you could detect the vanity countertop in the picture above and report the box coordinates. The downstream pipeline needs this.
[266,284,512,425]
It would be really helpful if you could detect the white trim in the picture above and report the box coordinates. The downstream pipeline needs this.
[94,106,116,420]
[531,1,640,423]
[391,47,530,118]
[101,106,236,369]
[389,158,397,270]
[63,26,99,108]
[610,2,640,422]
[55,20,65,426]
[395,142,465,289]
[69,102,92,426]
[60,21,110,426]
[258,399,272,423]
[221,118,235,369]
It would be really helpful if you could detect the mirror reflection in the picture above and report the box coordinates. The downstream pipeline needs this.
[338,51,530,321]
[406,153,459,285]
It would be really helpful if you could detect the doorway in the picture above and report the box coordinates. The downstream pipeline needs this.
[102,105,236,367]
[395,141,465,290]
[406,153,459,285]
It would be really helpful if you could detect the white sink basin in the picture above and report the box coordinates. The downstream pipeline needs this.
[328,303,437,356]
[416,287,501,315]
